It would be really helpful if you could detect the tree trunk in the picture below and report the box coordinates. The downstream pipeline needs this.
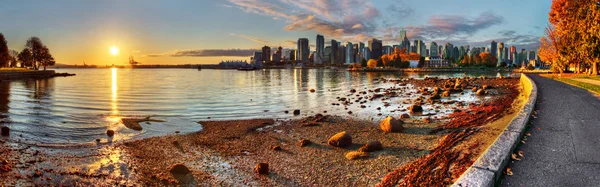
[593,62,598,75]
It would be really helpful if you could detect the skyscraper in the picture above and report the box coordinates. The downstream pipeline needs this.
[528,50,536,60]
[359,42,365,60]
[498,42,504,65]
[399,29,410,51]
[297,38,309,62]
[490,41,498,59]
[272,46,282,63]
[430,42,438,57]
[331,39,338,64]
[345,42,354,64]
[316,35,324,64]
[261,46,271,63]
[368,38,382,60]
[288,50,296,61]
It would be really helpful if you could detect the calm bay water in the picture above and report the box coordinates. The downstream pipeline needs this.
[0,68,511,145]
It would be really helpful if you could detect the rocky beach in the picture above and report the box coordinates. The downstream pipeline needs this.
[0,75,525,186]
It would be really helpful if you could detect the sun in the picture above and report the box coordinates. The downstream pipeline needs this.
[110,46,119,56]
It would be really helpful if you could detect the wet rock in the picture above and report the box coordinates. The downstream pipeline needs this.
[254,163,269,175]
[33,170,42,178]
[284,110,289,114]
[409,104,423,113]
[476,89,486,96]
[400,113,410,119]
[379,116,404,133]
[106,130,115,137]
[293,110,301,115]
[270,145,282,151]
[345,151,369,160]
[298,139,312,147]
[441,91,450,97]
[430,94,441,100]
[358,140,383,152]
[472,87,478,92]
[0,160,11,172]
[310,89,316,92]
[169,163,191,174]
[482,85,489,90]
[350,89,356,93]
[1,126,9,136]
[328,131,352,147]
[423,117,432,124]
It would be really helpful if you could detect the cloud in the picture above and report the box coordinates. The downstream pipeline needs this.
[230,33,269,44]
[386,3,414,18]
[146,49,258,57]
[406,11,504,40]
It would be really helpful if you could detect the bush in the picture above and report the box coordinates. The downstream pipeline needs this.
[527,63,535,70]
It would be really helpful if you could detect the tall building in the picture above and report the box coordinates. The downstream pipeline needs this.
[252,52,263,64]
[498,42,504,65]
[261,46,271,63]
[297,38,310,62]
[323,47,331,64]
[416,40,426,57]
[339,45,346,65]
[399,29,410,51]
[331,39,338,64]
[368,38,382,60]
[353,44,359,63]
[288,50,296,61]
[503,48,509,64]
[315,35,325,64]
[383,45,393,55]
[509,46,517,62]
[358,42,365,60]
[429,42,438,57]
[528,50,536,60]
[272,46,282,63]
[345,42,354,64]
[490,41,498,59]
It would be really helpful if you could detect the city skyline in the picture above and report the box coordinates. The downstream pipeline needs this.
[0,0,551,65]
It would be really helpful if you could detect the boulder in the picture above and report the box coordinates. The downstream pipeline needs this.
[169,163,191,175]
[409,104,423,113]
[328,131,352,147]
[476,89,486,96]
[106,130,115,137]
[1,126,9,136]
[254,163,269,174]
[400,113,410,119]
[298,139,312,147]
[379,116,404,133]
[358,140,383,152]
[270,145,282,151]
[345,151,369,160]
[472,87,478,92]
[441,91,450,97]
[293,110,301,115]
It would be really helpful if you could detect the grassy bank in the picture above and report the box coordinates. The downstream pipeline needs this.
[558,78,600,95]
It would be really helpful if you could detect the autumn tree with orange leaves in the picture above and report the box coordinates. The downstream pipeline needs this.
[541,0,600,74]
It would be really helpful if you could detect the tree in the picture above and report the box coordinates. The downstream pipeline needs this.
[539,26,564,73]
[381,54,392,67]
[39,46,55,70]
[460,54,470,66]
[0,33,10,67]
[9,50,18,68]
[367,59,378,68]
[418,56,425,68]
[360,58,367,68]
[18,48,33,68]
[376,57,384,67]
[26,37,45,70]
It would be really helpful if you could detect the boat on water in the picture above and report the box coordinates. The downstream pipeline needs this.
[197,65,202,71]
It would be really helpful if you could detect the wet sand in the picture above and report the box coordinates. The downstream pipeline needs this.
[0,76,523,186]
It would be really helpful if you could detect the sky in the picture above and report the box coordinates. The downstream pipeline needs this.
[0,0,552,65]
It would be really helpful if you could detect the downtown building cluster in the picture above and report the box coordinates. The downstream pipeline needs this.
[247,30,544,68]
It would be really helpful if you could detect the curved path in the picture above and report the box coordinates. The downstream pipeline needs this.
[501,74,600,186]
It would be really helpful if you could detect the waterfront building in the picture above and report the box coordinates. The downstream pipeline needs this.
[399,29,410,51]
[297,38,310,63]
[417,40,426,57]
[498,42,504,65]
[383,45,394,55]
[345,42,354,64]
[331,39,338,64]
[324,47,331,64]
[288,50,296,61]
[528,50,536,60]
[490,41,497,59]
[272,46,282,63]
[504,48,509,65]
[430,42,438,57]
[261,46,271,63]
[368,38,382,60]
[339,45,346,65]
[316,35,324,64]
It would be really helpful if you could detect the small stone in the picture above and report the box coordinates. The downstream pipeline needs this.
[1,126,9,136]
[254,163,269,174]
[106,130,115,137]
[409,104,423,113]
[358,140,383,152]
[379,116,404,133]
[345,151,369,160]
[293,110,301,115]
[400,113,410,119]
[310,89,316,92]
[476,89,486,95]
[298,139,312,147]
[270,145,281,151]
[328,131,352,147]
[169,163,191,174]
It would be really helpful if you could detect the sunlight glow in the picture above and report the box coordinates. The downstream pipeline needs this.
[110,46,119,56]
[111,68,118,115]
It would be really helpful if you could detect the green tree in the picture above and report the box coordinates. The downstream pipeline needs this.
[360,58,367,67]
[0,33,10,68]
[18,48,33,68]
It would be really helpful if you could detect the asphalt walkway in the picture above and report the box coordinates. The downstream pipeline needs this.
[500,74,600,187]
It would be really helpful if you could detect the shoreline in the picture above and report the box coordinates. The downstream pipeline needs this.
[0,70,75,80]
[0,76,523,186]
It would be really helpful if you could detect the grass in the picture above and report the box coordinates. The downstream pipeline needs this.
[557,78,600,95]
[0,68,32,72]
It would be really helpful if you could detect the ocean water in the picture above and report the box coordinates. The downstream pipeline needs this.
[0,68,512,145]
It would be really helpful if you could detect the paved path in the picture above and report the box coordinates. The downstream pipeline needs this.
[572,78,600,87]
[500,75,600,187]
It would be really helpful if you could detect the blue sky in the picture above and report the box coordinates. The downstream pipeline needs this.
[0,0,552,65]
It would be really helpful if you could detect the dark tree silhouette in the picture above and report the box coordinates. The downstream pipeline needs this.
[9,50,18,68]
[18,48,33,68]
[0,33,10,68]
[39,46,55,70]
[26,37,45,70]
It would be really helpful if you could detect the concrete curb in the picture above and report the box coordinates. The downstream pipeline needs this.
[452,74,538,187]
